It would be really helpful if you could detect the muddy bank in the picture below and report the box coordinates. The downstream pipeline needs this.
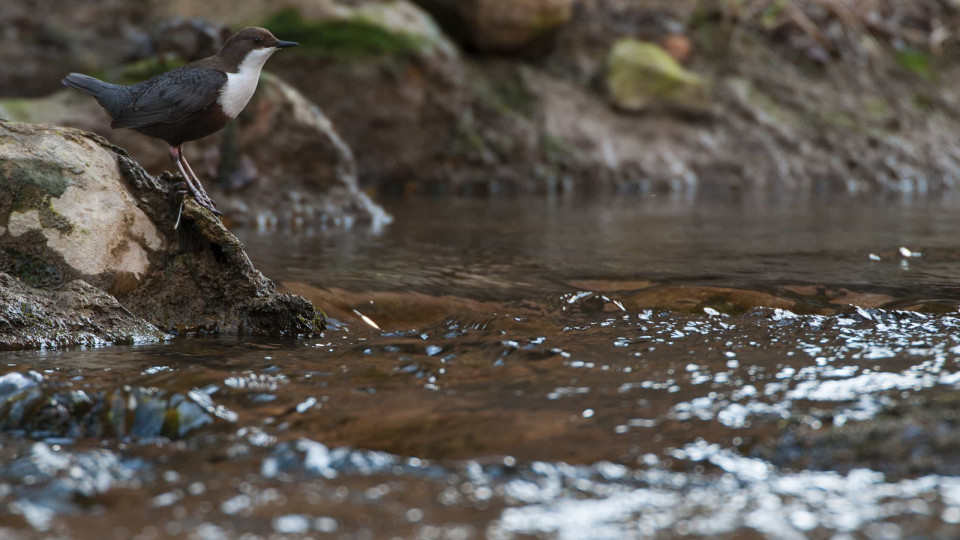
[0,120,324,348]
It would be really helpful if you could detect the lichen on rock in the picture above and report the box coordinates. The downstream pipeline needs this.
[0,121,165,295]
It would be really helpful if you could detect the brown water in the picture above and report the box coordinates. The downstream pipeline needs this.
[5,195,960,539]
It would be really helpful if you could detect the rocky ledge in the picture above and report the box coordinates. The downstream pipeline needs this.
[0,120,325,349]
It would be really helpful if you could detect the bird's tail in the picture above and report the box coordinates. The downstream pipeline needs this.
[63,73,134,121]
[62,73,114,99]
[62,73,129,119]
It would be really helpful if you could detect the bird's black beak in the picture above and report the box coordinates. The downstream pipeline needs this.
[276,40,299,49]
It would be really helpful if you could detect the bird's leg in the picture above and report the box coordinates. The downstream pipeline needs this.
[168,146,187,229]
[168,146,221,217]
[178,146,221,215]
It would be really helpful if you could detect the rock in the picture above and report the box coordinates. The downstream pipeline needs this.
[261,1,457,60]
[0,273,167,350]
[213,73,392,228]
[606,39,706,112]
[412,0,574,53]
[152,0,457,60]
[0,73,390,229]
[0,120,325,339]
[0,373,221,438]
[0,0,152,97]
[118,189,325,334]
[661,33,694,63]
[151,18,232,62]
[0,120,166,295]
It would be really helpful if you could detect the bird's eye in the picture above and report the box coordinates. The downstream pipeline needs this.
[253,37,262,44]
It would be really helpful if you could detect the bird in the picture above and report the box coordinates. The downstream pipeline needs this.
[62,27,298,218]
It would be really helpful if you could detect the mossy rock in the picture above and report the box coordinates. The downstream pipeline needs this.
[0,99,33,123]
[607,39,707,112]
[412,0,573,53]
[0,121,326,341]
[262,3,455,60]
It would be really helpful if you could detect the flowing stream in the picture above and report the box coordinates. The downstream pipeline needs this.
[4,194,960,539]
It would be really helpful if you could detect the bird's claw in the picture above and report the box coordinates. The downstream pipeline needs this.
[171,179,222,217]
[187,185,222,217]
[196,198,223,217]
[180,193,223,217]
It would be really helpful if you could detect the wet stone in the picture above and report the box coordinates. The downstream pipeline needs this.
[0,374,220,439]
[758,393,960,480]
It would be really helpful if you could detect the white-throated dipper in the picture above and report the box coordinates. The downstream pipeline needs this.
[62,27,298,217]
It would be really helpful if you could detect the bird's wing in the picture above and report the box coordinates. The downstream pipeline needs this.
[110,67,228,129]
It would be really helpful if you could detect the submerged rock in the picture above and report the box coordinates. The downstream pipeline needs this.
[758,394,960,480]
[0,373,219,439]
[0,120,324,342]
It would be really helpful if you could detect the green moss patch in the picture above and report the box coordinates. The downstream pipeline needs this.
[263,7,427,59]
[894,47,934,80]
[0,160,69,201]
[0,100,33,122]
[0,249,64,289]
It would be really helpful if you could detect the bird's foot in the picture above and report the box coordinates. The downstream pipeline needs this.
[187,190,223,217]
[195,197,224,217]
[184,191,222,217]
[188,185,222,216]
[171,178,223,217]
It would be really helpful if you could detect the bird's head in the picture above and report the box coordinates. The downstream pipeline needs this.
[217,27,298,70]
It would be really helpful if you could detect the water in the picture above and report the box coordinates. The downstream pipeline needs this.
[5,195,960,539]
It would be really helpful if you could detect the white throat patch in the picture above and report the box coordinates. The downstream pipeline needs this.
[218,47,277,118]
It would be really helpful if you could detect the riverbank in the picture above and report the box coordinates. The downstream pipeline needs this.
[2,0,959,199]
